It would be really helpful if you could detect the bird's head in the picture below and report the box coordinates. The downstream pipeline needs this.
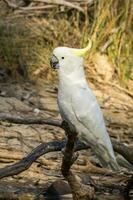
[50,39,92,73]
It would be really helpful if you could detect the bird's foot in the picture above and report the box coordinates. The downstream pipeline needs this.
[61,147,66,155]
[71,152,79,164]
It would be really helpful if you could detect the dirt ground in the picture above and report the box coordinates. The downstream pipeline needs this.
[0,79,132,199]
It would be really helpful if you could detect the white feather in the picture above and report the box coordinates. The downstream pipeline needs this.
[52,46,119,170]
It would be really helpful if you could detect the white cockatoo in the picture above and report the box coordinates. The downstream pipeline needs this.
[50,40,119,170]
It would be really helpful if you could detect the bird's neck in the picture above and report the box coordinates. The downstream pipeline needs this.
[58,66,86,87]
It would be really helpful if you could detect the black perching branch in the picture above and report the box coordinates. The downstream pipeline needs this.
[61,121,94,200]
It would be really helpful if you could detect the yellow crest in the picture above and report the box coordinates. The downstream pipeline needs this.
[72,38,92,57]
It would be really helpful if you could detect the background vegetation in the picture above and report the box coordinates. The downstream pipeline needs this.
[0,0,132,86]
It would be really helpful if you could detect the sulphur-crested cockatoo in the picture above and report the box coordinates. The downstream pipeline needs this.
[50,40,119,171]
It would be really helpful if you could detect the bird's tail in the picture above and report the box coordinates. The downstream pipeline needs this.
[92,144,119,171]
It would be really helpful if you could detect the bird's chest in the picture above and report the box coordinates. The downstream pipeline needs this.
[57,85,75,122]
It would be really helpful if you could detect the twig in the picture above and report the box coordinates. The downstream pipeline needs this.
[3,0,18,8]
[19,5,56,11]
[95,78,133,98]
[106,82,133,98]
[4,0,85,12]
[33,0,84,12]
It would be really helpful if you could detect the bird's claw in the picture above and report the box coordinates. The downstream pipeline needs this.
[71,152,79,163]
[61,147,66,155]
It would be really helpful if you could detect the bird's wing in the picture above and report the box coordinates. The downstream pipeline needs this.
[71,84,112,150]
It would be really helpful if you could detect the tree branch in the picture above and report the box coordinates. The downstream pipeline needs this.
[0,113,133,165]
[61,121,94,200]
[0,113,62,127]
[0,140,64,179]
[0,139,90,179]
[112,139,133,165]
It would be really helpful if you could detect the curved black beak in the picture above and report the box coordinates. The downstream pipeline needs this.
[50,55,60,69]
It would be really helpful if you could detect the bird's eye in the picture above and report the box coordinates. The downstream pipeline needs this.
[61,57,64,59]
